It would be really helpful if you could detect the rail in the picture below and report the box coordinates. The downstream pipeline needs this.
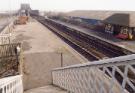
[52,54,135,93]
[0,75,23,93]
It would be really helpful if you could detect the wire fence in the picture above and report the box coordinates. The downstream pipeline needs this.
[0,43,22,78]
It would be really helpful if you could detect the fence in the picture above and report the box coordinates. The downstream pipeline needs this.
[0,43,22,78]
[0,22,14,34]
[0,20,14,45]
[0,34,11,45]
[0,75,23,93]
[52,54,135,93]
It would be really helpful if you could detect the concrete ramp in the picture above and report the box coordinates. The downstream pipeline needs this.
[23,52,62,90]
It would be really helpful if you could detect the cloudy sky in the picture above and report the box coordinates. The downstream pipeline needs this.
[0,0,135,12]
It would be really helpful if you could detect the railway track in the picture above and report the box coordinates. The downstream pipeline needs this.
[34,16,133,61]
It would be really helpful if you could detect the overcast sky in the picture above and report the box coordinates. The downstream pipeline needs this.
[0,0,135,12]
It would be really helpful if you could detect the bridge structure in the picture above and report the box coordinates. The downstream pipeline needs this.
[0,4,135,93]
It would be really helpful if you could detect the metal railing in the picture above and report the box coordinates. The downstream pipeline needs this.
[0,20,14,45]
[0,34,11,45]
[0,22,14,34]
[0,43,21,58]
[0,75,23,93]
[52,54,135,93]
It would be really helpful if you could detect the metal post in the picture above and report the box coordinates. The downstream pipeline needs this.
[61,52,63,67]
[14,45,21,72]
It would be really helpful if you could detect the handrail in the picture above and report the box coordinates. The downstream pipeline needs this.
[53,54,135,70]
[52,54,135,93]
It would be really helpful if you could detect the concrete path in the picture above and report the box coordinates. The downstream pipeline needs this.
[12,18,87,90]
[24,85,68,93]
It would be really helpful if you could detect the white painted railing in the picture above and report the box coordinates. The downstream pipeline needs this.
[0,21,14,45]
[0,75,23,93]
[0,34,11,45]
[1,22,14,34]
[52,54,135,93]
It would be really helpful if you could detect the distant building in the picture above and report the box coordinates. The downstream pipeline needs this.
[66,11,135,27]
[20,4,31,11]
[67,11,135,39]
[18,3,31,16]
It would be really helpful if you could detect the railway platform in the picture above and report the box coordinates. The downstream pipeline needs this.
[51,19,135,52]
[11,18,87,91]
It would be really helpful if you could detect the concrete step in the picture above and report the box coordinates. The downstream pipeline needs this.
[24,85,68,93]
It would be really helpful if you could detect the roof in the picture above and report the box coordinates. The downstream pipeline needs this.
[103,13,130,26]
[66,10,135,27]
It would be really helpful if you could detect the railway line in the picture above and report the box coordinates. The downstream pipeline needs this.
[33,16,133,61]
